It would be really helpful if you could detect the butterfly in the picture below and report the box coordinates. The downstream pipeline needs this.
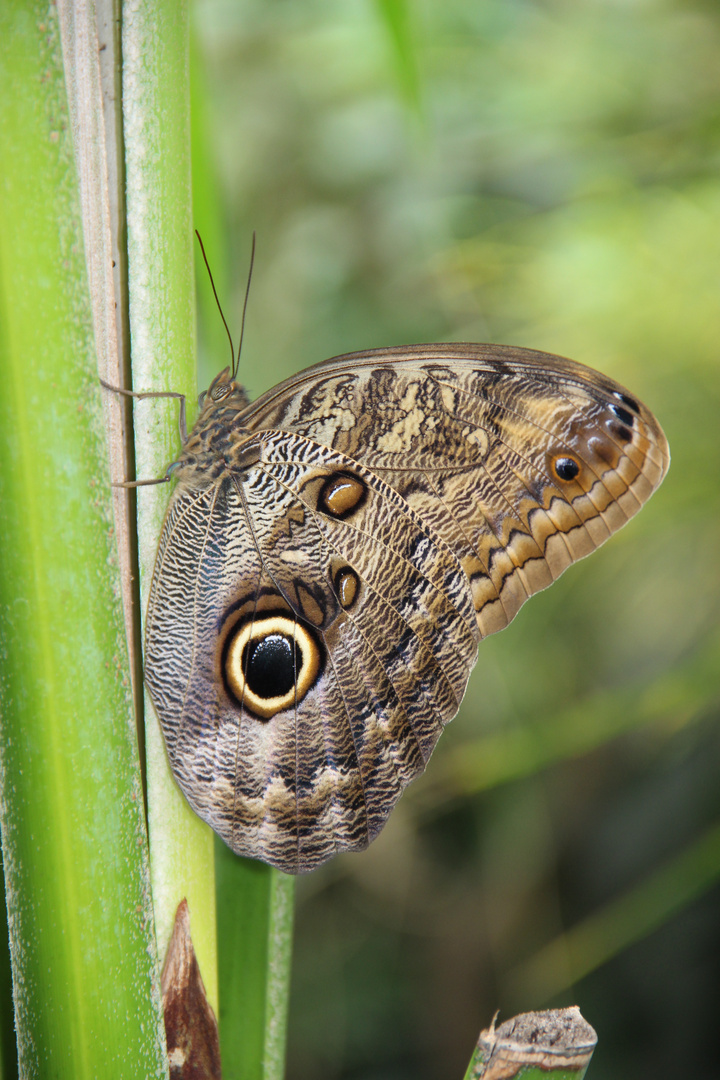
[144,342,669,874]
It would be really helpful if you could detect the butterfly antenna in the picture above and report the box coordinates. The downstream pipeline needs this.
[195,229,235,374]
[236,231,256,380]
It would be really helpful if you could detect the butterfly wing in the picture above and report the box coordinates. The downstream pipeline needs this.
[146,436,479,872]
[145,344,669,872]
[245,344,669,637]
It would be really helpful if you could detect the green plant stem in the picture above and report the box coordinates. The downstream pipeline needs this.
[373,0,422,113]
[122,0,218,1008]
[463,1009,597,1080]
[216,844,295,1080]
[189,24,232,379]
[0,4,167,1076]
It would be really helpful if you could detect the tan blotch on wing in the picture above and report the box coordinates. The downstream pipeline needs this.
[224,614,321,719]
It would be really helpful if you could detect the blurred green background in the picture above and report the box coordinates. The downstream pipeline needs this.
[191,1,720,1077]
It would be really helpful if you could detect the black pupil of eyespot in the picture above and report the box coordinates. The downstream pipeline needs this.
[243,633,300,699]
[555,457,580,480]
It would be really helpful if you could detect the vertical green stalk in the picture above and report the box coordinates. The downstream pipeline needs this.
[216,845,295,1080]
[0,4,167,1077]
[189,27,231,376]
[122,0,218,1008]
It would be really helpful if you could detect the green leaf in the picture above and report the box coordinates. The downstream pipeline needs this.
[373,0,423,114]
[0,4,167,1075]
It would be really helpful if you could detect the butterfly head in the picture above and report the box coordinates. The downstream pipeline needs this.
[207,366,236,400]
[199,367,251,414]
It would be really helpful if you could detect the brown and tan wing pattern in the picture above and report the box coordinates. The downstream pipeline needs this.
[145,437,480,873]
[244,344,669,638]
[145,343,669,873]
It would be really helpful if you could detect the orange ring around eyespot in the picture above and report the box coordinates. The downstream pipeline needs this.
[551,453,581,483]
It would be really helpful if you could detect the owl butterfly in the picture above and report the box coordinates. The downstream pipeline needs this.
[144,343,669,874]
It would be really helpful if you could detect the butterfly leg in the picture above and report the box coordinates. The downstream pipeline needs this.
[99,378,188,444]
[99,379,185,488]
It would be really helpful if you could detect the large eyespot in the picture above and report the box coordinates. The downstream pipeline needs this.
[222,613,322,719]
[318,472,367,519]
[551,454,581,482]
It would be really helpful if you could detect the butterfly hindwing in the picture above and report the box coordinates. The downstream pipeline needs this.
[146,435,480,872]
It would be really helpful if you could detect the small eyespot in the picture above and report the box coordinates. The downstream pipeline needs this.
[318,472,367,519]
[610,403,635,427]
[334,566,360,610]
[552,455,581,482]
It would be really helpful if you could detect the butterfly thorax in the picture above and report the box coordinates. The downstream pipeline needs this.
[172,369,258,488]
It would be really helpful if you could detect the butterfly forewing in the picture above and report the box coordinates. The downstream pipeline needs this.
[247,346,668,637]
[145,343,669,872]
